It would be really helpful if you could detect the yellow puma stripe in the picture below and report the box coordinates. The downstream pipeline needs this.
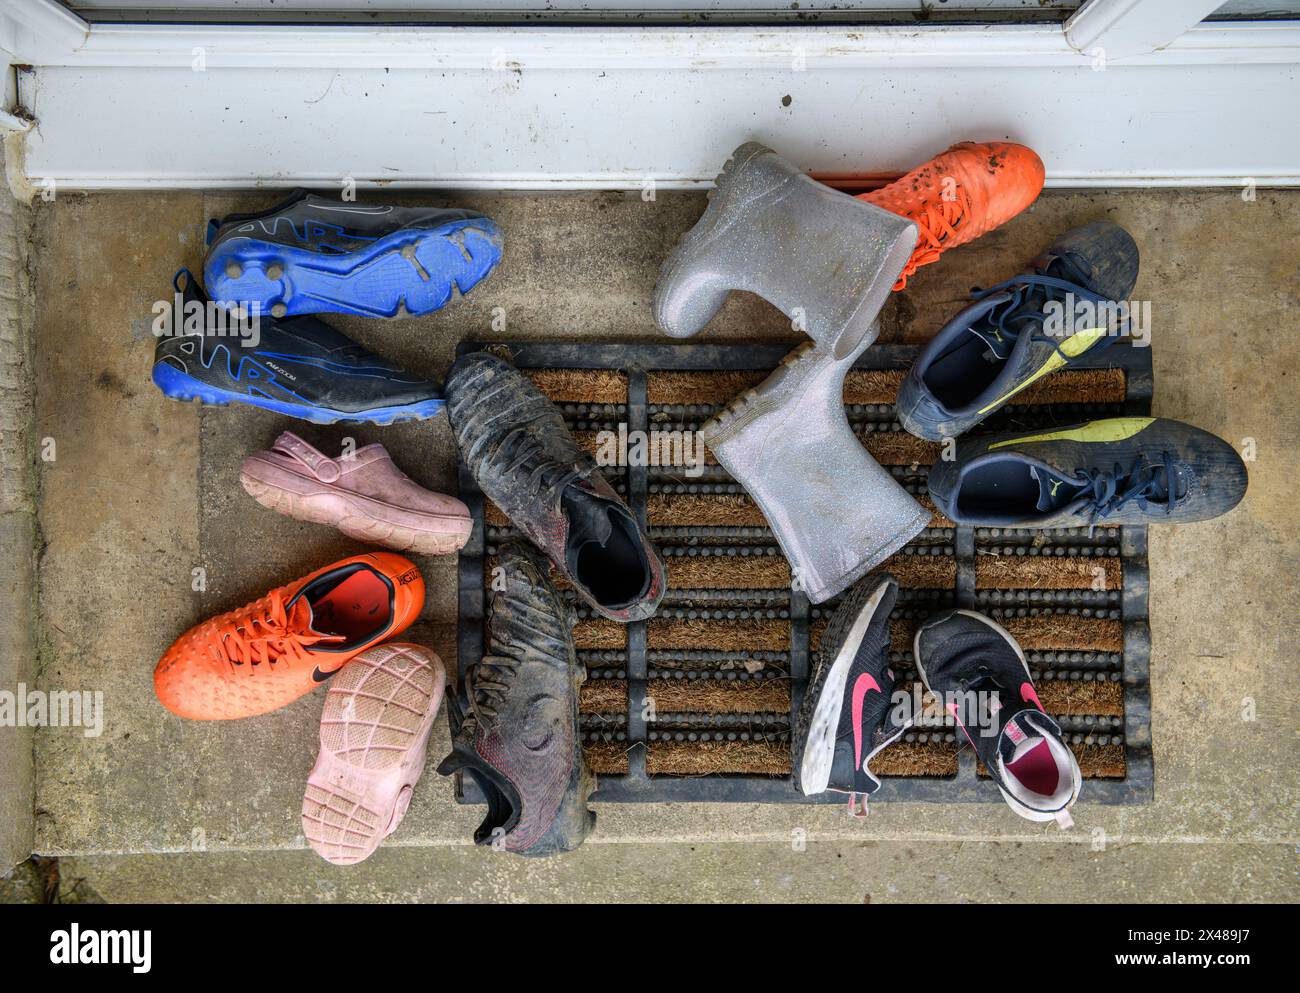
[988,417,1155,450]
[976,327,1110,415]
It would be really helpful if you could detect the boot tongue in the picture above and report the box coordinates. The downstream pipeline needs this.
[562,488,614,557]
[288,597,344,645]
[997,710,1049,768]
[1030,465,1080,511]
[969,324,1014,362]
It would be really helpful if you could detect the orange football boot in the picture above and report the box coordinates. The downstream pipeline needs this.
[155,552,425,720]
[859,141,1045,290]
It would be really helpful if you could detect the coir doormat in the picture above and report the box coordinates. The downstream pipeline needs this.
[454,340,1154,805]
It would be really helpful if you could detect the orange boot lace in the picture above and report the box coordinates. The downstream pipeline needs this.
[882,183,971,291]
[206,593,341,668]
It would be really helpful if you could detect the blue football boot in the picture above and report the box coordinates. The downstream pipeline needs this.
[151,270,445,425]
[203,189,503,320]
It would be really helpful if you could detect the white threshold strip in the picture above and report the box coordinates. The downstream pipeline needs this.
[3,1,1298,190]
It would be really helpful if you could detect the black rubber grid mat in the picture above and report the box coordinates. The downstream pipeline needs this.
[454,339,1154,805]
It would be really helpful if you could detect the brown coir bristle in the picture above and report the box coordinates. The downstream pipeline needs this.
[876,553,958,590]
[840,615,1124,654]
[646,493,769,527]
[860,431,943,467]
[1037,680,1124,716]
[649,618,791,652]
[646,740,790,776]
[667,555,791,590]
[584,741,631,775]
[580,680,629,714]
[1017,368,1126,405]
[524,368,628,404]
[843,369,906,405]
[532,364,1119,409]
[1001,615,1124,652]
[647,679,791,714]
[1073,743,1126,778]
[646,370,768,406]
[574,618,628,650]
[975,555,1122,591]
[872,740,959,777]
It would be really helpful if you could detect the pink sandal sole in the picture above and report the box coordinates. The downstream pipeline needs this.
[302,644,445,866]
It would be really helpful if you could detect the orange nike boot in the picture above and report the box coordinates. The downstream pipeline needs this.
[155,552,425,720]
[859,141,1044,290]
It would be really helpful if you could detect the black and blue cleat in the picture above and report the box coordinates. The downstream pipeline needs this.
[151,270,446,425]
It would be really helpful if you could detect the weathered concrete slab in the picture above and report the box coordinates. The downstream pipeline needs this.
[29,190,1300,878]
[0,144,35,873]
[49,840,1298,904]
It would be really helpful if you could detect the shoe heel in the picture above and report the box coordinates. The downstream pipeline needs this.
[701,340,818,447]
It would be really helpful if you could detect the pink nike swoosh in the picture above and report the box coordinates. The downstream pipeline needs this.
[851,673,882,770]
[1021,682,1043,711]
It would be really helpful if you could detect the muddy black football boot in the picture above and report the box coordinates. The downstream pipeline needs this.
[204,189,502,320]
[928,416,1249,528]
[152,270,445,425]
[437,542,594,857]
[792,573,910,814]
[897,221,1139,441]
[446,351,666,623]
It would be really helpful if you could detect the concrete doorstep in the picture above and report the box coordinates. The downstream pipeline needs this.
[1,184,1296,903]
[0,143,35,875]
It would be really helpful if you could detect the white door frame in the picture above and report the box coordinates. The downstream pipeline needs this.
[2,0,1297,191]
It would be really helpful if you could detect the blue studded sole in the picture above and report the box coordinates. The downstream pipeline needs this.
[204,218,503,320]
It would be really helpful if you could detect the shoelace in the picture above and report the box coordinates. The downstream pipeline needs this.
[1078,452,1180,527]
[206,593,338,667]
[464,654,522,726]
[481,425,584,510]
[891,183,971,290]
[969,270,1120,364]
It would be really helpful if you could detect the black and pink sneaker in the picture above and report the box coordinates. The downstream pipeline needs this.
[915,609,1081,827]
[792,574,910,815]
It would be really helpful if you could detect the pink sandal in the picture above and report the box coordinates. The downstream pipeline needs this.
[302,643,445,865]
[241,432,471,556]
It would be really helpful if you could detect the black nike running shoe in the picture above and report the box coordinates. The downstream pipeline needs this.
[792,573,910,813]
[915,609,1081,827]
[151,270,445,425]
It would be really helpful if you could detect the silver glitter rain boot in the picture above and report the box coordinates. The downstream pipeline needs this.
[653,142,917,357]
[701,333,931,604]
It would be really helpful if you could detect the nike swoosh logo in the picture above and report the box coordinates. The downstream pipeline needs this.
[851,673,882,771]
[1021,681,1044,711]
[311,665,342,684]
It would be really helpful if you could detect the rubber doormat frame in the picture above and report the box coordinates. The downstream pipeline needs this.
[453,339,1154,805]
